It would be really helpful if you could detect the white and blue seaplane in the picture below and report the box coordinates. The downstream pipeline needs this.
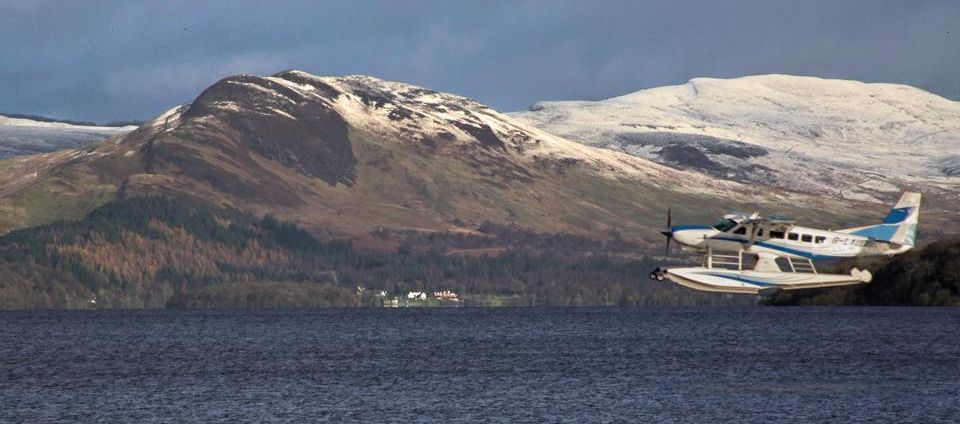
[649,192,921,294]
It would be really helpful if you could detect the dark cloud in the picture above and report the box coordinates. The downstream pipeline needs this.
[1,0,957,122]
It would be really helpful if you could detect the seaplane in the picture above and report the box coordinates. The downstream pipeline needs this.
[649,192,921,294]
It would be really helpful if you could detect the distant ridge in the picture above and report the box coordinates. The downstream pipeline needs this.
[513,74,960,210]
[0,113,136,160]
[0,112,142,128]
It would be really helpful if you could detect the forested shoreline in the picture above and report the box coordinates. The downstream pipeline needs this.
[1,197,955,309]
[0,197,739,309]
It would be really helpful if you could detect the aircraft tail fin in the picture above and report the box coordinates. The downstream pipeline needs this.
[838,192,921,246]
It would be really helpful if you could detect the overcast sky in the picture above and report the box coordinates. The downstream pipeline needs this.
[1,0,957,122]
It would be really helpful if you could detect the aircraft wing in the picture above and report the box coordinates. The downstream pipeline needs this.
[745,215,796,233]
[741,215,796,245]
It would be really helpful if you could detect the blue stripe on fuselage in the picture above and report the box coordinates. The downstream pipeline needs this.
[711,236,844,260]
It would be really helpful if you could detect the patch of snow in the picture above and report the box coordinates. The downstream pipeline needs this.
[142,105,185,131]
[264,76,317,94]
[269,107,297,121]
[210,101,242,112]
[858,179,900,193]
[230,79,298,103]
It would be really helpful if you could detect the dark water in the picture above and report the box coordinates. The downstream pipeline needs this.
[2,307,958,423]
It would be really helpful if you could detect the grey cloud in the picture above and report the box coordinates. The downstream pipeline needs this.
[0,0,956,122]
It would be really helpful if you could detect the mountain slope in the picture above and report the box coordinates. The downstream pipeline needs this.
[0,114,134,159]
[3,71,856,244]
[512,74,960,212]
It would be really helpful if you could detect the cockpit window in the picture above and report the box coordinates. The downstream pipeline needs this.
[712,219,738,232]
[733,227,747,235]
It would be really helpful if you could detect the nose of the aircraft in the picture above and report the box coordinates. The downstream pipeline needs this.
[671,228,706,247]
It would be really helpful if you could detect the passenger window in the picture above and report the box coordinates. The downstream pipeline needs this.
[815,236,826,244]
[788,233,799,241]
[770,231,785,239]
[801,234,812,243]
[734,227,747,235]
[757,229,764,237]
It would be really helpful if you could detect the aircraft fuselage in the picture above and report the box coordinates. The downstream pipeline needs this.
[670,225,912,259]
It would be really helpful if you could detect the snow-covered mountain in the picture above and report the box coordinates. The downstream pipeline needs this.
[512,74,960,207]
[0,115,135,159]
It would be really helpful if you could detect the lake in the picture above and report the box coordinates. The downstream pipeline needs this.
[2,307,958,423]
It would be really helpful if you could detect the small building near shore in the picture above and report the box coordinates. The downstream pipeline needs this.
[432,290,459,300]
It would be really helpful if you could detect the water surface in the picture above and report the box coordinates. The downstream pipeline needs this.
[2,307,958,423]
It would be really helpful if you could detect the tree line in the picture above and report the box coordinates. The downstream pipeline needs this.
[0,196,737,309]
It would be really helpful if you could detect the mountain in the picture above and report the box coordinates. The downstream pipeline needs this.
[1,70,856,242]
[0,114,135,159]
[512,74,960,215]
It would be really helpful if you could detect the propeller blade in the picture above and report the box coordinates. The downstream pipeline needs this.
[663,207,673,256]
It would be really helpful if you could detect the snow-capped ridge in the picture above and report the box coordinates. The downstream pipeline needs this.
[0,114,137,131]
[0,114,136,159]
[513,74,960,204]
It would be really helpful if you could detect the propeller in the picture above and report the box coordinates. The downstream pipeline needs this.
[660,207,673,255]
